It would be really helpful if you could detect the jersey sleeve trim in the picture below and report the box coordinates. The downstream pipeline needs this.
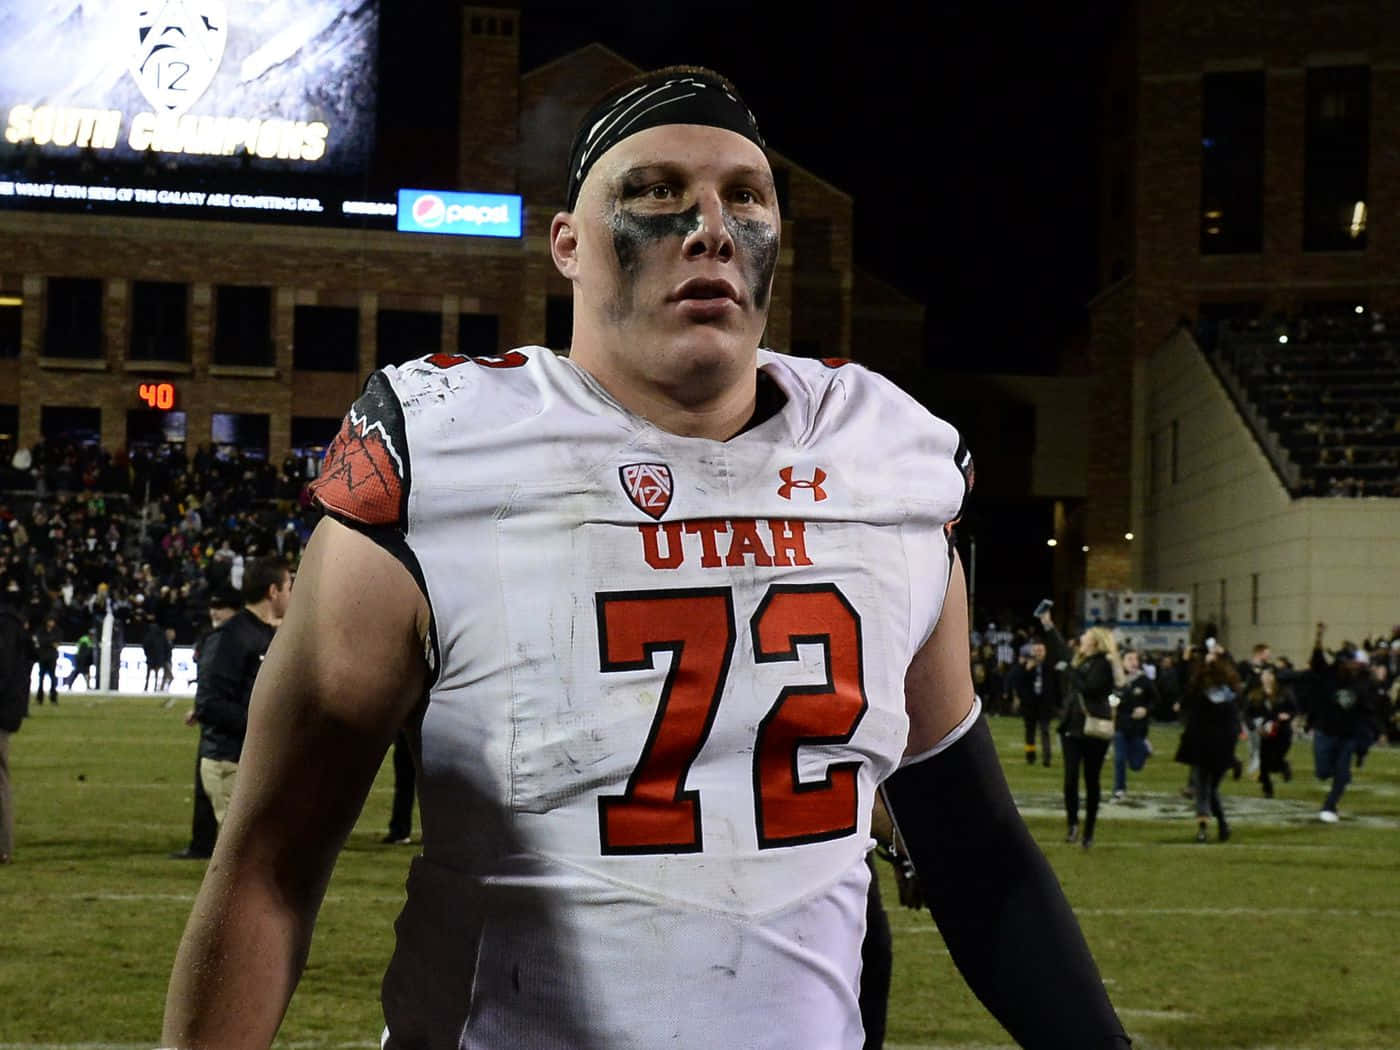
[897,696,982,769]
[309,371,411,529]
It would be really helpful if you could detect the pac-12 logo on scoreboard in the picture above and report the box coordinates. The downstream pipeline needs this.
[128,1,229,116]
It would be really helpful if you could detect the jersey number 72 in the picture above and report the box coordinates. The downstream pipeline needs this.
[595,583,868,855]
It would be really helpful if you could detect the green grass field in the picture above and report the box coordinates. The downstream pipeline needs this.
[3,697,1397,1050]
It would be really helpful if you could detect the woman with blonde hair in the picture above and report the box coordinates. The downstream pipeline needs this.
[1039,610,1124,849]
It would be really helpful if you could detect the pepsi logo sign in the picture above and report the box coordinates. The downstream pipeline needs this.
[412,194,446,227]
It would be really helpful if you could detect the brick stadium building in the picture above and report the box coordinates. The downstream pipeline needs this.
[1088,0,1400,653]
[0,7,907,465]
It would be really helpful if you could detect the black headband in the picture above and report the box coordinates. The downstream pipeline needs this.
[566,70,765,210]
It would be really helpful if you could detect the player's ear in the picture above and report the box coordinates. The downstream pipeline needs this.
[551,212,579,280]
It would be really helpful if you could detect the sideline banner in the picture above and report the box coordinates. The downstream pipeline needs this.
[30,644,198,698]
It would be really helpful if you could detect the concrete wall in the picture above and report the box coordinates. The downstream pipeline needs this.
[1142,327,1400,660]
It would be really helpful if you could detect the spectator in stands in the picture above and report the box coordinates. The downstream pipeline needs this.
[1110,649,1155,801]
[1308,623,1378,823]
[1175,643,1243,843]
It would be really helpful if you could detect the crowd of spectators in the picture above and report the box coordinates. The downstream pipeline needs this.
[1215,310,1400,498]
[970,616,1400,754]
[1,437,323,659]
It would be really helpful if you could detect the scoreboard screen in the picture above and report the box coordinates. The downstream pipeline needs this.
[0,1,379,176]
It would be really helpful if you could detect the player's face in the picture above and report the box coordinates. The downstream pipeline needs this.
[1030,642,1046,663]
[565,124,779,394]
[1123,651,1139,674]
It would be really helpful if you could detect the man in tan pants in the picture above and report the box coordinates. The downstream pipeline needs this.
[194,557,291,826]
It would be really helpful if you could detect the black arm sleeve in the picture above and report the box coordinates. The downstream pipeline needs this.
[881,715,1130,1050]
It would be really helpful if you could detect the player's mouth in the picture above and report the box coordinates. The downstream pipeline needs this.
[669,277,741,320]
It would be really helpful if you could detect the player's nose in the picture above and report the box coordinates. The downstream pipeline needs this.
[682,190,734,261]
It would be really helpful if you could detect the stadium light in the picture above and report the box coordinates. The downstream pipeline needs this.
[1124,532,1134,541]
[1355,305,1366,315]
[1046,538,1058,547]
[0,295,22,307]
[1278,334,1289,344]
[1081,545,1090,553]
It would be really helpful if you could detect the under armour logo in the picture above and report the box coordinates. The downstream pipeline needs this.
[777,466,827,501]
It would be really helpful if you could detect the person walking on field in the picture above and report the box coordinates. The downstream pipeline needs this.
[1040,608,1123,849]
[1175,643,1243,843]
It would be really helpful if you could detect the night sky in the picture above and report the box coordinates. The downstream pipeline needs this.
[381,2,1122,374]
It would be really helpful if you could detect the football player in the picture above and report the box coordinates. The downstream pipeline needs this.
[163,67,1130,1049]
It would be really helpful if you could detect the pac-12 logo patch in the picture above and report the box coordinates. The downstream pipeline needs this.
[620,463,673,520]
[128,1,228,116]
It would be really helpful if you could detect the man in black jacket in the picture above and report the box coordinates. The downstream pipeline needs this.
[1008,639,1060,767]
[195,557,290,827]
[171,588,243,860]
[1,578,36,862]
[34,615,62,705]
[1309,623,1375,823]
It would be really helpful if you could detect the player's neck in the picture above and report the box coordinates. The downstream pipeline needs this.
[569,347,760,441]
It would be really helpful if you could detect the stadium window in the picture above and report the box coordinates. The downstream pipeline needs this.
[485,17,497,34]
[212,412,269,461]
[291,416,342,476]
[377,308,443,369]
[214,285,273,366]
[0,405,17,447]
[40,404,101,446]
[126,408,187,453]
[1251,572,1259,626]
[0,295,19,358]
[458,313,500,356]
[470,15,482,33]
[293,305,359,371]
[130,281,189,362]
[1200,71,1265,255]
[546,295,573,352]
[1304,66,1370,251]
[44,277,103,359]
[501,17,514,36]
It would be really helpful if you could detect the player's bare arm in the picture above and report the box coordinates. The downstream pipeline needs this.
[162,517,429,1050]
[902,551,978,756]
[883,551,1131,1048]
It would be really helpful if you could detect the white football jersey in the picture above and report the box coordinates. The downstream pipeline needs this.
[310,347,973,1050]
